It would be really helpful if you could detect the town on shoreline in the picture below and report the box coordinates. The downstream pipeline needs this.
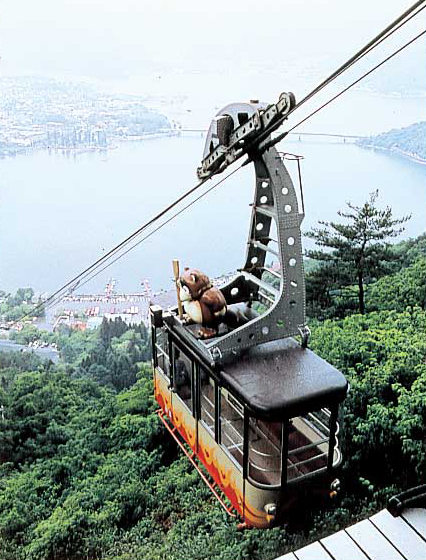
[0,76,177,158]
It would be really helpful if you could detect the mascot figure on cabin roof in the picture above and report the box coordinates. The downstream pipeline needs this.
[178,267,248,339]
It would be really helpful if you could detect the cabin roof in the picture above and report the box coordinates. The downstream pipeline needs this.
[219,337,347,418]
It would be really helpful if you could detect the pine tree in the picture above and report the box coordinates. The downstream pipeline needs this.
[305,191,410,315]
[99,317,111,346]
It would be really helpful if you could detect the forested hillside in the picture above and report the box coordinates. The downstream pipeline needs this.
[0,288,44,322]
[0,234,425,559]
[357,121,426,162]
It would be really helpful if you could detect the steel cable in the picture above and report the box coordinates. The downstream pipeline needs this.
[253,0,426,149]
[16,165,243,321]
[262,28,426,152]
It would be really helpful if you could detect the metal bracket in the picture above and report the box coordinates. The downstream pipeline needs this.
[298,325,311,348]
[197,93,295,181]
[161,94,309,366]
[204,144,307,362]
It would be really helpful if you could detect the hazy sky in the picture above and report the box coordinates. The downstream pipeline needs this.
[1,0,423,79]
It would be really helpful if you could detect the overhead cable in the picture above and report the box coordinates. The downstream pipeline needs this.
[262,27,426,151]
[61,164,244,297]
[254,0,426,148]
[15,165,243,321]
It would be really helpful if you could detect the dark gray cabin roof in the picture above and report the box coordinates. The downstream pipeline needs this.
[219,338,347,418]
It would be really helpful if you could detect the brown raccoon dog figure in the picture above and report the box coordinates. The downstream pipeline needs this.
[178,268,247,338]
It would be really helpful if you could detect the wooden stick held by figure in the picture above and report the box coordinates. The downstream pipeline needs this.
[172,259,184,319]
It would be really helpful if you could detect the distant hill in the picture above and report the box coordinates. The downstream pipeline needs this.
[357,121,426,164]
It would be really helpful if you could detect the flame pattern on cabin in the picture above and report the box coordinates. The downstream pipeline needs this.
[155,370,273,527]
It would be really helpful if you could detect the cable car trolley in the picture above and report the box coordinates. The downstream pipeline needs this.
[150,94,348,528]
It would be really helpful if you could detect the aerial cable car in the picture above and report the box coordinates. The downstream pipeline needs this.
[150,93,348,528]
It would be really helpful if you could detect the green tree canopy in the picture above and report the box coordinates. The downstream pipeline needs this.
[366,257,426,312]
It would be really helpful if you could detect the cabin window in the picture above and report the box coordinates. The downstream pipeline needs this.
[200,370,216,436]
[155,328,170,379]
[173,345,193,412]
[287,409,332,481]
[220,389,244,468]
[248,418,282,486]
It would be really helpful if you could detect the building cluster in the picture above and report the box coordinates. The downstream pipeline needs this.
[53,299,148,332]
[0,76,172,157]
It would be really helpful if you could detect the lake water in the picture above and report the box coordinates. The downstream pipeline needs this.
[1,130,425,296]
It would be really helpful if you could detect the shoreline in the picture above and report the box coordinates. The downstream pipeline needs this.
[357,143,426,167]
[0,129,180,160]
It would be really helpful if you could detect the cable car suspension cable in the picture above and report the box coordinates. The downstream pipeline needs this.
[261,27,426,152]
[15,164,243,321]
[252,0,426,149]
[68,165,244,296]
[295,0,426,111]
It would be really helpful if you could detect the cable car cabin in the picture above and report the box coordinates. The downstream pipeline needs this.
[151,309,346,528]
[150,95,348,528]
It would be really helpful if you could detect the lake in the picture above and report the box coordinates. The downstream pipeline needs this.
[1,131,425,296]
